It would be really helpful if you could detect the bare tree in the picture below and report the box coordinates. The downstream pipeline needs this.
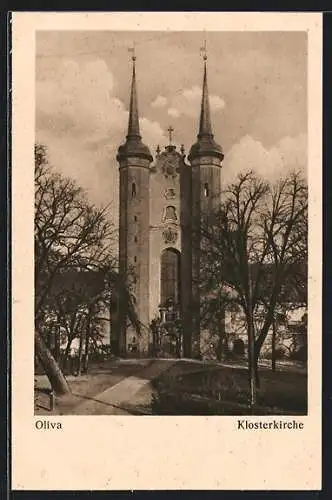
[200,170,307,395]
[34,144,116,394]
[254,171,307,371]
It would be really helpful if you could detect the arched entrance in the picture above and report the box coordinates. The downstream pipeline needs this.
[160,247,181,307]
[155,248,182,357]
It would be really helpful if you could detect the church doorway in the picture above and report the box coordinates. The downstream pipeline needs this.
[160,247,181,306]
[155,248,182,358]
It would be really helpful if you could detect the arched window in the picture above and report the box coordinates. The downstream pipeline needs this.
[131,182,136,198]
[160,248,181,306]
[204,183,209,198]
[164,205,177,222]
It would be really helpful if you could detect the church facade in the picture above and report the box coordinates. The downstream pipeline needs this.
[114,54,224,358]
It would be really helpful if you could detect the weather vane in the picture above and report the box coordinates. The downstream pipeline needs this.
[200,33,207,61]
[128,44,136,61]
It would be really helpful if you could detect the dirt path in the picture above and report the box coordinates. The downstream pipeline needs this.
[68,359,178,415]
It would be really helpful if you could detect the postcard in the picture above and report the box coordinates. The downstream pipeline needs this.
[11,11,322,490]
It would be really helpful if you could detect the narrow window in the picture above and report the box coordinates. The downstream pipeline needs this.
[164,205,177,222]
[134,256,137,262]
[204,183,209,198]
[160,248,181,306]
[134,215,138,222]
[134,236,138,243]
[131,182,136,198]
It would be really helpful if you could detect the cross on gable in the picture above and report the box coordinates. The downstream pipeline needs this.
[167,125,174,144]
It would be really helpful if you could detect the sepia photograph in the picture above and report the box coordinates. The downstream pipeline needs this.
[11,11,323,491]
[34,28,309,417]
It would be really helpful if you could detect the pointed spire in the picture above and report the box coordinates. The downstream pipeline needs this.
[198,58,213,138]
[188,47,224,163]
[117,50,152,163]
[127,53,141,140]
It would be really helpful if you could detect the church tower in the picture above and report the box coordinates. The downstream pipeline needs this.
[116,54,153,354]
[185,51,224,357]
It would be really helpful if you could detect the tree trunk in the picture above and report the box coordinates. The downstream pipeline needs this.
[77,328,85,376]
[62,337,73,372]
[46,327,53,351]
[35,329,70,395]
[247,268,257,407]
[54,326,60,362]
[222,336,229,360]
[83,312,91,373]
[271,321,277,372]
[254,355,260,389]
[254,308,277,389]
[254,289,279,356]
[83,332,89,373]
[84,349,89,373]
[152,325,156,357]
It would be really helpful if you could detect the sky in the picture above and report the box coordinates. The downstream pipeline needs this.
[36,30,307,212]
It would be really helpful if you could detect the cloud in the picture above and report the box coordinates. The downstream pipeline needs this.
[151,95,168,108]
[37,59,124,142]
[140,117,166,146]
[36,58,166,208]
[182,85,201,102]
[167,108,180,118]
[169,85,226,118]
[222,134,307,186]
[209,95,226,111]
[36,128,119,218]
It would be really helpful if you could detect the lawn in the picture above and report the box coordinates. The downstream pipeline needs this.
[34,359,153,415]
[151,361,307,415]
[35,358,307,416]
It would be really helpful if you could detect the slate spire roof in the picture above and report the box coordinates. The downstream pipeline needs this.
[188,56,224,162]
[117,54,153,162]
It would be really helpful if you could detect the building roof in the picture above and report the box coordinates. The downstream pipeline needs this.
[117,56,152,163]
[188,58,224,162]
[50,269,107,297]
